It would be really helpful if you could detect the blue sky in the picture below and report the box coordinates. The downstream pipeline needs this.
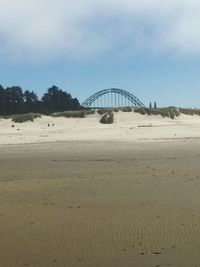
[0,0,200,107]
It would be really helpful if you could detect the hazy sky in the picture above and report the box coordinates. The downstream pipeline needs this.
[1,0,200,107]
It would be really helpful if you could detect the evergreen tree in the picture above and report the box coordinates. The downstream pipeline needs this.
[0,85,6,115]
[0,84,80,115]
[149,102,152,109]
[154,101,157,109]
[5,86,24,114]
[23,90,39,113]
[41,85,80,113]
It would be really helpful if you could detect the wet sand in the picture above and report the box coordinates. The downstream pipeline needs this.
[1,140,200,266]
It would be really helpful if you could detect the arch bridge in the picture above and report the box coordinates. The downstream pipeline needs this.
[81,88,146,109]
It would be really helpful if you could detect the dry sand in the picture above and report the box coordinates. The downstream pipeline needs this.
[1,111,200,144]
[1,113,200,266]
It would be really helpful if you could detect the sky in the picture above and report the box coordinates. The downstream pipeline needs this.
[0,0,200,107]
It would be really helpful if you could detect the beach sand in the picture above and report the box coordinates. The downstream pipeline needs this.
[1,111,200,145]
[1,139,200,267]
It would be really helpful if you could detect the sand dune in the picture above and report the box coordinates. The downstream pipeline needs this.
[0,111,200,145]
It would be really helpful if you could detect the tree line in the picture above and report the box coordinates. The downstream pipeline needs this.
[0,85,80,115]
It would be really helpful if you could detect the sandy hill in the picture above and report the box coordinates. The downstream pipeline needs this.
[0,111,200,145]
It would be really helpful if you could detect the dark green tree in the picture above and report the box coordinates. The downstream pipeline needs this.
[41,85,80,113]
[5,86,24,114]
[24,90,38,104]
[0,85,6,115]
[23,90,39,113]
[149,102,152,109]
[154,101,157,109]
[0,84,80,115]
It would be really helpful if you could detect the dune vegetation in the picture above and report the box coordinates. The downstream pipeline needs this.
[1,107,200,124]
[100,113,114,124]
[51,110,86,118]
[12,113,41,123]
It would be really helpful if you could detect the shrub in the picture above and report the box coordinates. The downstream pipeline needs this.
[173,108,180,117]
[149,107,180,119]
[97,109,113,115]
[84,109,96,115]
[154,108,170,118]
[100,113,114,124]
[134,108,146,115]
[169,110,175,119]
[0,115,14,119]
[51,110,85,118]
[134,107,180,119]
[113,108,119,112]
[120,106,132,112]
[12,113,41,123]
[179,108,200,116]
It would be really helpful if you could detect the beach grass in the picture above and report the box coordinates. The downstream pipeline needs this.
[134,107,180,119]
[120,106,133,112]
[51,110,86,118]
[97,109,114,115]
[12,113,41,123]
[179,108,200,116]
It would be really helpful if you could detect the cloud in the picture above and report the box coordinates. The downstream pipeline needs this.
[0,0,200,62]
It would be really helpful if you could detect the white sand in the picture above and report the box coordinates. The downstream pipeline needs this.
[0,111,200,145]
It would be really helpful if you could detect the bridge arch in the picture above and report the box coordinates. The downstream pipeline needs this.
[81,88,146,108]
